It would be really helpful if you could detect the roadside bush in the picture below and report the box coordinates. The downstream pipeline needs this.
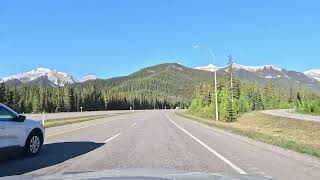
[298,100,320,114]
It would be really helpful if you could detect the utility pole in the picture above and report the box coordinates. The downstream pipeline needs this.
[228,55,234,103]
[208,49,219,122]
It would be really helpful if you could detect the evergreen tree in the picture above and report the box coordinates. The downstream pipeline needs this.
[236,94,251,113]
[297,92,302,105]
[63,87,71,112]
[32,95,41,113]
[224,98,237,122]
[55,89,64,112]
[0,82,6,103]
[5,90,14,108]
[69,86,75,112]
[232,79,241,100]
[288,87,294,104]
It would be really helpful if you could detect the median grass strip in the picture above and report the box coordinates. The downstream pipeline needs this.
[44,113,125,128]
[176,111,320,159]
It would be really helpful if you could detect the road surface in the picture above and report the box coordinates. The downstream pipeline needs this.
[1,110,320,179]
[262,109,320,122]
[24,110,133,121]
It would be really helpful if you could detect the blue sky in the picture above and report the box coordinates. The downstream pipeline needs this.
[0,0,319,79]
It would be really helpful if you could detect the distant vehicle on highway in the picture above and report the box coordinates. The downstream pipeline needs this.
[0,103,45,156]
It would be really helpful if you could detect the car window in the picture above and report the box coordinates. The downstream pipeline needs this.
[0,106,16,121]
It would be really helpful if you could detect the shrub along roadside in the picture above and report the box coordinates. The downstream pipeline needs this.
[176,111,320,159]
[296,100,320,115]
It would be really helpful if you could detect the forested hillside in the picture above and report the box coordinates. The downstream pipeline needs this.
[0,63,215,113]
[0,63,319,114]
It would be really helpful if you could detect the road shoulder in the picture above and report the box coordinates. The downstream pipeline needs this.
[174,111,320,164]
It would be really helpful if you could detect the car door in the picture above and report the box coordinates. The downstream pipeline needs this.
[0,106,22,148]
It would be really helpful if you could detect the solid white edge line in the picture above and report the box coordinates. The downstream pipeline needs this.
[104,133,121,143]
[165,114,247,175]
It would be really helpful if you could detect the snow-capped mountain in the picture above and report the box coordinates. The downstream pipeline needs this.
[2,64,320,90]
[231,63,282,72]
[195,64,221,72]
[1,67,76,87]
[195,63,282,73]
[196,63,287,80]
[304,69,320,82]
[79,75,97,82]
[195,63,320,89]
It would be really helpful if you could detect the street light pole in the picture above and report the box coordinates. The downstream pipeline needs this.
[208,48,219,122]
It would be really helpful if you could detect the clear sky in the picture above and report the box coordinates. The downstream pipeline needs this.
[1,0,319,79]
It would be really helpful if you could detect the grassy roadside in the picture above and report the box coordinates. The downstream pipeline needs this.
[43,113,126,128]
[176,111,320,159]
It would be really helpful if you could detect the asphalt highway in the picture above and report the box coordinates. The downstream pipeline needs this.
[1,110,320,180]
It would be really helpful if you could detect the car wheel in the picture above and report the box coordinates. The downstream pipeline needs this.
[24,131,43,156]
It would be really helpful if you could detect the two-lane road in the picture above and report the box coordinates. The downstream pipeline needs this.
[1,110,320,179]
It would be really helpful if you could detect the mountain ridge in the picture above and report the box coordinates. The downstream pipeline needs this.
[0,67,97,86]
[1,63,320,90]
[196,63,320,89]
[196,63,282,72]
[304,69,320,82]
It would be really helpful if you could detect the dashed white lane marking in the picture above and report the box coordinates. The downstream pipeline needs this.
[131,122,137,127]
[104,133,121,143]
[165,114,247,175]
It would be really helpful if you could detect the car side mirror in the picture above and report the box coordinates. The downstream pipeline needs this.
[15,115,26,122]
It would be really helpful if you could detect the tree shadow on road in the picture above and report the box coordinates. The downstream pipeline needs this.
[0,141,104,177]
